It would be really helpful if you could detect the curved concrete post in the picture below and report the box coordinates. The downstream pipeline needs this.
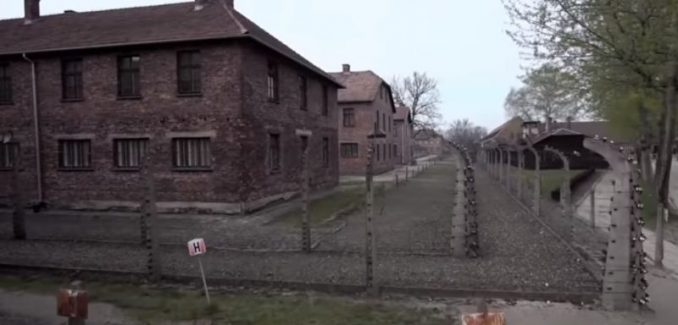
[498,148,504,182]
[517,147,525,200]
[543,146,572,225]
[505,148,513,191]
[525,146,541,217]
[584,139,647,311]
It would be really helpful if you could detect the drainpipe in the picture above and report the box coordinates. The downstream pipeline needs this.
[22,53,43,203]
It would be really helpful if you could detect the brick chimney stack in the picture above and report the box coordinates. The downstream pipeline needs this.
[24,0,40,24]
[342,64,351,73]
[225,0,234,8]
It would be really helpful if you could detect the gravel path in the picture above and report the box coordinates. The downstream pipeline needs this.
[0,156,600,296]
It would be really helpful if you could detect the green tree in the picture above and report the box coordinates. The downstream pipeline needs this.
[504,63,590,121]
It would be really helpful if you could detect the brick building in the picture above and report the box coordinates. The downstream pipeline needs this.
[0,0,342,214]
[394,106,414,165]
[330,65,398,175]
[413,129,446,157]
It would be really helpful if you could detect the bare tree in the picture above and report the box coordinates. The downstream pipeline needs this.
[391,72,442,134]
[445,119,488,157]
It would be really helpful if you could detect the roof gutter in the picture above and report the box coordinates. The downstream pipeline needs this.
[21,53,43,204]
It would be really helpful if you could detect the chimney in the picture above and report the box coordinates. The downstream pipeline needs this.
[545,116,552,132]
[566,116,573,129]
[342,64,351,73]
[24,0,40,24]
[225,0,234,8]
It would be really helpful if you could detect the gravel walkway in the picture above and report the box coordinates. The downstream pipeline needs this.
[0,157,600,296]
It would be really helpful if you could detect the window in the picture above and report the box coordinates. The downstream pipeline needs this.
[172,138,211,169]
[267,61,279,102]
[0,142,18,169]
[341,143,359,158]
[62,59,83,100]
[376,144,380,161]
[322,137,329,167]
[343,108,355,127]
[388,117,392,133]
[118,55,141,98]
[0,63,11,104]
[375,111,380,130]
[394,144,398,157]
[322,85,329,116]
[113,138,148,169]
[299,75,307,110]
[177,51,201,95]
[388,144,391,159]
[268,133,281,173]
[58,140,91,169]
[382,113,386,131]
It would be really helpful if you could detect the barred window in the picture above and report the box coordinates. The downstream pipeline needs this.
[267,61,279,102]
[0,142,18,169]
[62,58,83,100]
[0,63,11,104]
[113,138,148,169]
[340,143,358,158]
[299,75,307,110]
[322,137,329,167]
[343,108,355,127]
[58,140,91,169]
[268,133,281,173]
[177,51,201,94]
[172,138,211,169]
[118,55,141,98]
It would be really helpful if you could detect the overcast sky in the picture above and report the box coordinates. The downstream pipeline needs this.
[2,0,523,130]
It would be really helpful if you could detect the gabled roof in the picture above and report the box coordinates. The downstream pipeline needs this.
[0,1,342,87]
[394,106,412,123]
[329,70,395,110]
[534,121,626,144]
[481,116,524,143]
[414,128,441,140]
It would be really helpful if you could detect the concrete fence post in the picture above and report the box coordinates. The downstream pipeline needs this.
[526,146,541,217]
[584,139,648,311]
[590,189,596,229]
[141,155,162,281]
[517,149,524,201]
[505,149,512,191]
[498,149,504,183]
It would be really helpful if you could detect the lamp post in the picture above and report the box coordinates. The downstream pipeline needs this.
[365,124,385,295]
[3,132,26,240]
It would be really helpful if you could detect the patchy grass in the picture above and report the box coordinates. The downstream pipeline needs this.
[280,185,386,227]
[0,275,450,324]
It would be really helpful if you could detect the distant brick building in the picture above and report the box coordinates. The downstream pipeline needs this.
[330,65,398,175]
[413,129,446,157]
[394,106,414,165]
[0,0,342,213]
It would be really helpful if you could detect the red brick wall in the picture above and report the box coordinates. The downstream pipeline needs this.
[0,40,339,210]
[239,42,339,202]
[338,97,398,176]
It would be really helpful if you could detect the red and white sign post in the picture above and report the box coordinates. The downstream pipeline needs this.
[187,238,210,304]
